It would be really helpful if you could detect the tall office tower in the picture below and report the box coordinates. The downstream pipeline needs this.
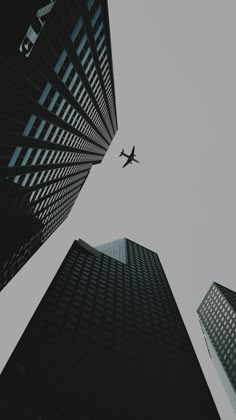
[0,238,219,419]
[197,282,236,412]
[0,0,117,289]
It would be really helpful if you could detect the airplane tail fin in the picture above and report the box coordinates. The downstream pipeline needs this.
[119,149,124,157]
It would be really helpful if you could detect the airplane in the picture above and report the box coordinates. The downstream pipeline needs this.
[119,146,139,168]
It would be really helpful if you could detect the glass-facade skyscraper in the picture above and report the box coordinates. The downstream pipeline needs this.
[0,238,219,419]
[0,0,117,289]
[197,282,236,412]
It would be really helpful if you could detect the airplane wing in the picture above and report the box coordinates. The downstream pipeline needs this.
[131,145,135,158]
[123,159,130,168]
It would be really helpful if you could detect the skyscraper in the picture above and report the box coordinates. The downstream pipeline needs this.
[197,282,236,412]
[0,238,219,419]
[0,0,117,289]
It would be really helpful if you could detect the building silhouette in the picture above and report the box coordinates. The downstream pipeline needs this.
[198,282,236,412]
[0,238,219,419]
[0,0,117,289]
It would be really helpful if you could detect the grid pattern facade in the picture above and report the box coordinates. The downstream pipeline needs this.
[198,282,236,396]
[0,0,117,289]
[0,238,219,419]
[96,238,127,263]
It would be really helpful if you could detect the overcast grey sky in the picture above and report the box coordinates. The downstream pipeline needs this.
[0,1,236,418]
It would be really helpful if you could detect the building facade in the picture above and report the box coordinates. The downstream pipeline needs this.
[0,238,219,419]
[0,0,117,289]
[197,282,236,412]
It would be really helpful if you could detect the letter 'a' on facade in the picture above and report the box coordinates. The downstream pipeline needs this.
[0,238,220,418]
[197,282,236,413]
[0,0,118,290]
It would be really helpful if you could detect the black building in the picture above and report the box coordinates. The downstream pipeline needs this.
[197,282,236,412]
[0,238,219,419]
[0,0,117,289]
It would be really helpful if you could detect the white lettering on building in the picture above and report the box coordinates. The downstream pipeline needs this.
[19,0,56,57]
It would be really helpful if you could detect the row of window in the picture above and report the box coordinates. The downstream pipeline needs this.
[8,1,114,178]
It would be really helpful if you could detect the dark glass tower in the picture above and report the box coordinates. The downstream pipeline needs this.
[197,282,236,412]
[0,238,219,419]
[0,0,117,289]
